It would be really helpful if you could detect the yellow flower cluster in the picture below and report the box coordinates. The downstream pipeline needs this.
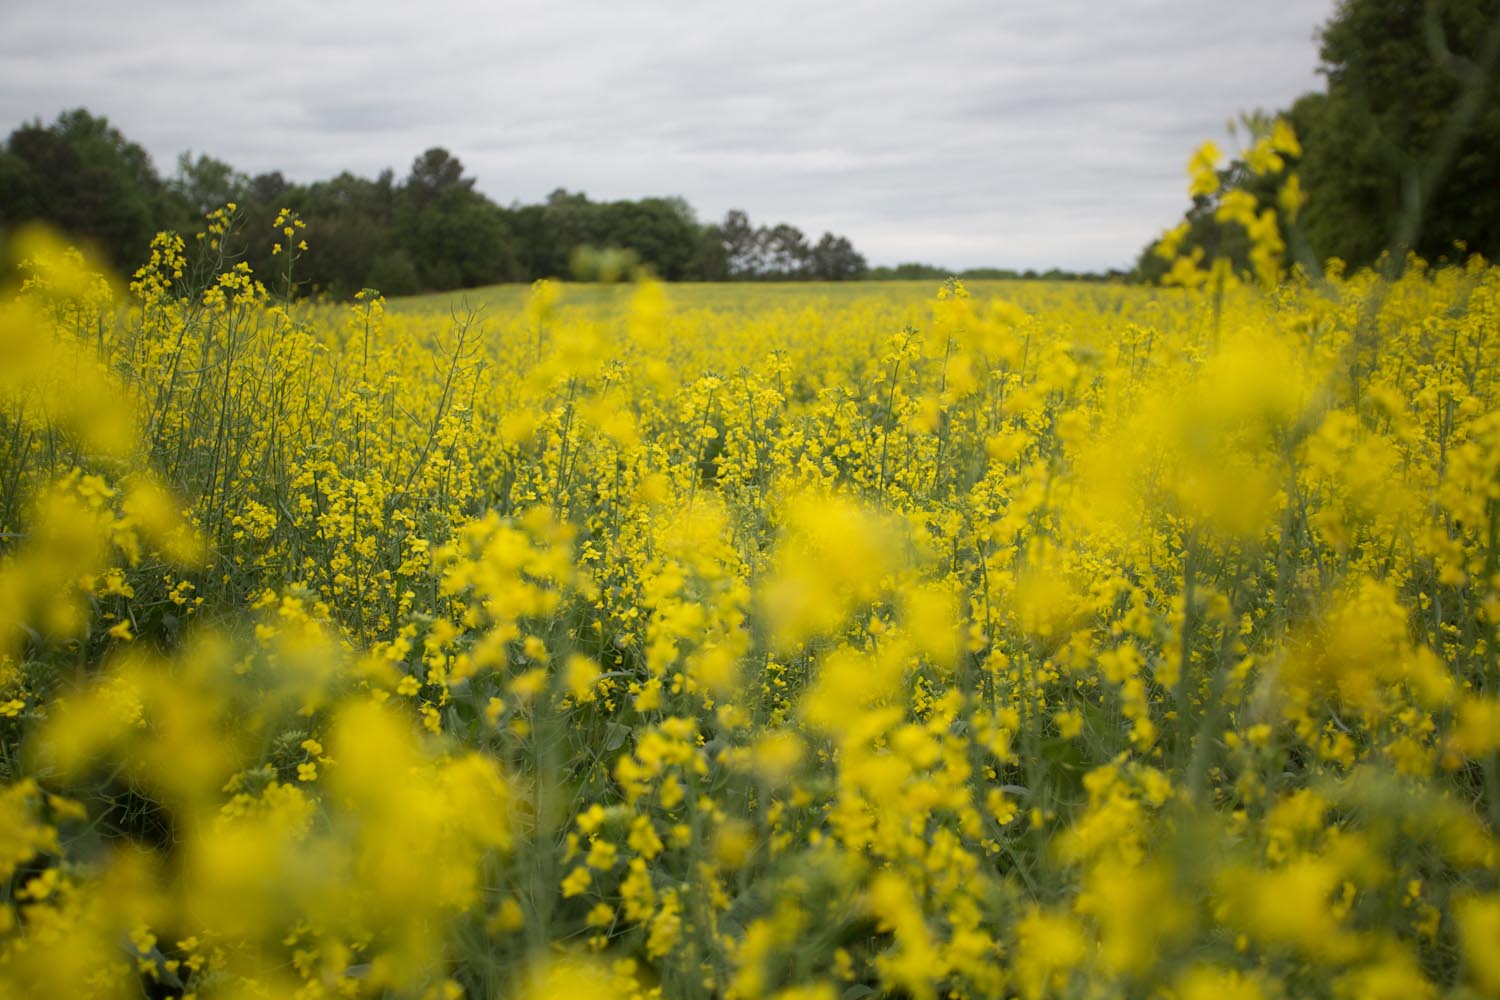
[2,165,1500,1000]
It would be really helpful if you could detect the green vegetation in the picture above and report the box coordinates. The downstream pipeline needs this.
[0,117,869,296]
[1140,0,1500,281]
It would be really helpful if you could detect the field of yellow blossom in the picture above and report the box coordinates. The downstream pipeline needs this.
[5,151,1500,998]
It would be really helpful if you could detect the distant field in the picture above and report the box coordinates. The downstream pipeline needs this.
[393,277,1154,316]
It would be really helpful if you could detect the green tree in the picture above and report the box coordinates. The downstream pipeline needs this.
[719,210,763,278]
[1135,146,1274,284]
[1141,0,1500,280]
[758,223,810,279]
[1297,0,1500,265]
[867,262,949,281]
[246,171,292,207]
[689,225,731,281]
[597,197,699,279]
[515,189,603,280]
[808,232,867,280]
[395,148,520,290]
[290,171,399,297]
[0,109,174,272]
[171,152,249,218]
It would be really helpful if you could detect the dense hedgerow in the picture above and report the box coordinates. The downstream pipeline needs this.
[2,128,1500,999]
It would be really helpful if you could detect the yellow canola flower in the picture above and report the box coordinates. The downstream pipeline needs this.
[1176,966,1266,1000]
[565,652,601,703]
[1013,906,1087,1000]
[867,872,941,1000]
[1456,894,1500,996]
[1187,140,1222,197]
[760,490,905,652]
[1154,221,1192,262]
[522,954,631,1000]
[1279,171,1307,221]
[0,780,59,884]
[3,221,1500,1000]
[1269,117,1302,157]
[1076,861,1189,977]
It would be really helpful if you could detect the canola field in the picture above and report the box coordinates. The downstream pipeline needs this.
[3,216,1500,1000]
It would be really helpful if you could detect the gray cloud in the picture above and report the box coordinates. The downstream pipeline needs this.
[0,0,1334,270]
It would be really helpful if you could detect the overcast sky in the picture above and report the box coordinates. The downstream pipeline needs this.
[1,0,1337,271]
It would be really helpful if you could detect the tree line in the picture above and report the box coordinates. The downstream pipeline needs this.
[0,110,870,296]
[1138,0,1500,282]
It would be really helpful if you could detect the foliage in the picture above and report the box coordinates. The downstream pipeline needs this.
[1139,117,1304,291]
[0,112,869,297]
[0,110,177,274]
[1141,0,1500,280]
[707,209,867,281]
[1296,0,1500,266]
